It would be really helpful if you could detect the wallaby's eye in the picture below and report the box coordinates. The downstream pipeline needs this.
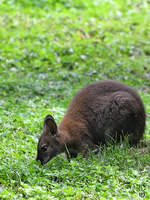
[41,145,48,152]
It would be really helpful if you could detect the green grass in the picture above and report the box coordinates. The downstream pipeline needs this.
[0,0,150,199]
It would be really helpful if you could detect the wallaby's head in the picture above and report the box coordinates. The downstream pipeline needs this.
[36,115,63,165]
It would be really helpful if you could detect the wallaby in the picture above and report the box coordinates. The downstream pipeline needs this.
[36,80,146,165]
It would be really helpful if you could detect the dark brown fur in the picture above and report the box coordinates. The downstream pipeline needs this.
[36,80,146,165]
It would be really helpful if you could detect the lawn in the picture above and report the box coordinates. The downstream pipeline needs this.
[0,0,150,199]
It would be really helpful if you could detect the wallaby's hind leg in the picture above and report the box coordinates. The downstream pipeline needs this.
[104,91,145,145]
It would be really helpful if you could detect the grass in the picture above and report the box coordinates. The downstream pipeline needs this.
[0,0,150,199]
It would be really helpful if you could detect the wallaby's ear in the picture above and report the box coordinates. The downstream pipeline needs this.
[44,115,57,136]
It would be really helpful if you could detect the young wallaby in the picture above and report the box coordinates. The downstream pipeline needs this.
[36,80,146,165]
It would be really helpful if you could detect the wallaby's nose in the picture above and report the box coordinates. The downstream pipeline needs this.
[36,155,44,165]
[36,155,41,162]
